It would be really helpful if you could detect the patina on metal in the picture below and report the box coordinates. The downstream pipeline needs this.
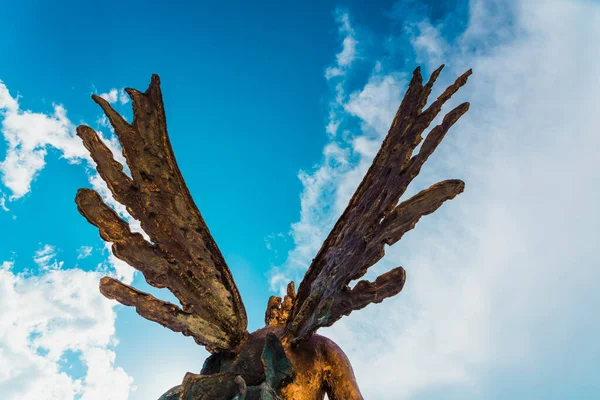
[75,64,472,399]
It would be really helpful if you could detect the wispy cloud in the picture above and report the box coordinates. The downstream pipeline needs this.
[408,20,449,68]
[325,10,358,80]
[77,245,93,260]
[0,192,8,212]
[273,0,600,398]
[33,244,63,271]
[323,9,364,138]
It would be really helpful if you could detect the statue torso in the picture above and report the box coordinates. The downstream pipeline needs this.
[162,326,362,400]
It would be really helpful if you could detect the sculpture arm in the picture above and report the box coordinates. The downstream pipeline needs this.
[319,337,364,400]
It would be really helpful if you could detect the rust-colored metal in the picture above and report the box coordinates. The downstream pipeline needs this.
[76,64,472,399]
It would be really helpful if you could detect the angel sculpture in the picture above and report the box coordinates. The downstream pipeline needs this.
[75,64,472,399]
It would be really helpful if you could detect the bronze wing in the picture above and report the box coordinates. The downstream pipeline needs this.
[285,65,472,344]
[76,75,247,353]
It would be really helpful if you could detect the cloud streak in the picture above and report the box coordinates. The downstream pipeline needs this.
[325,9,358,80]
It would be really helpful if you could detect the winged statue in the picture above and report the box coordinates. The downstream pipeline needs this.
[75,64,472,399]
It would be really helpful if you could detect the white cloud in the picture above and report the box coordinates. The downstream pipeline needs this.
[344,73,405,136]
[0,193,8,211]
[118,91,129,105]
[323,11,363,138]
[325,10,358,80]
[0,80,140,284]
[274,0,600,398]
[98,89,129,106]
[33,244,63,271]
[0,85,88,199]
[0,80,129,202]
[0,259,133,399]
[99,89,119,104]
[0,82,18,112]
[97,114,110,129]
[77,246,93,260]
[336,13,357,67]
[102,241,135,285]
[409,20,449,68]
[269,141,350,291]
[0,77,147,399]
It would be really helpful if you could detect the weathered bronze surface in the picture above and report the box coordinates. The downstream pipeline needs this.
[167,326,362,400]
[75,64,472,399]
[160,282,362,399]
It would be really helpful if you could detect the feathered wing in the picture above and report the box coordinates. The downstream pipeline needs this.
[75,75,247,353]
[285,65,472,344]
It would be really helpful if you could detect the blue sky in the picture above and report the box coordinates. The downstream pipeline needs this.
[1,0,599,399]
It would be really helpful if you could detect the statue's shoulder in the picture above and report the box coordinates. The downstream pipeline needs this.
[158,384,183,400]
[311,334,353,365]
